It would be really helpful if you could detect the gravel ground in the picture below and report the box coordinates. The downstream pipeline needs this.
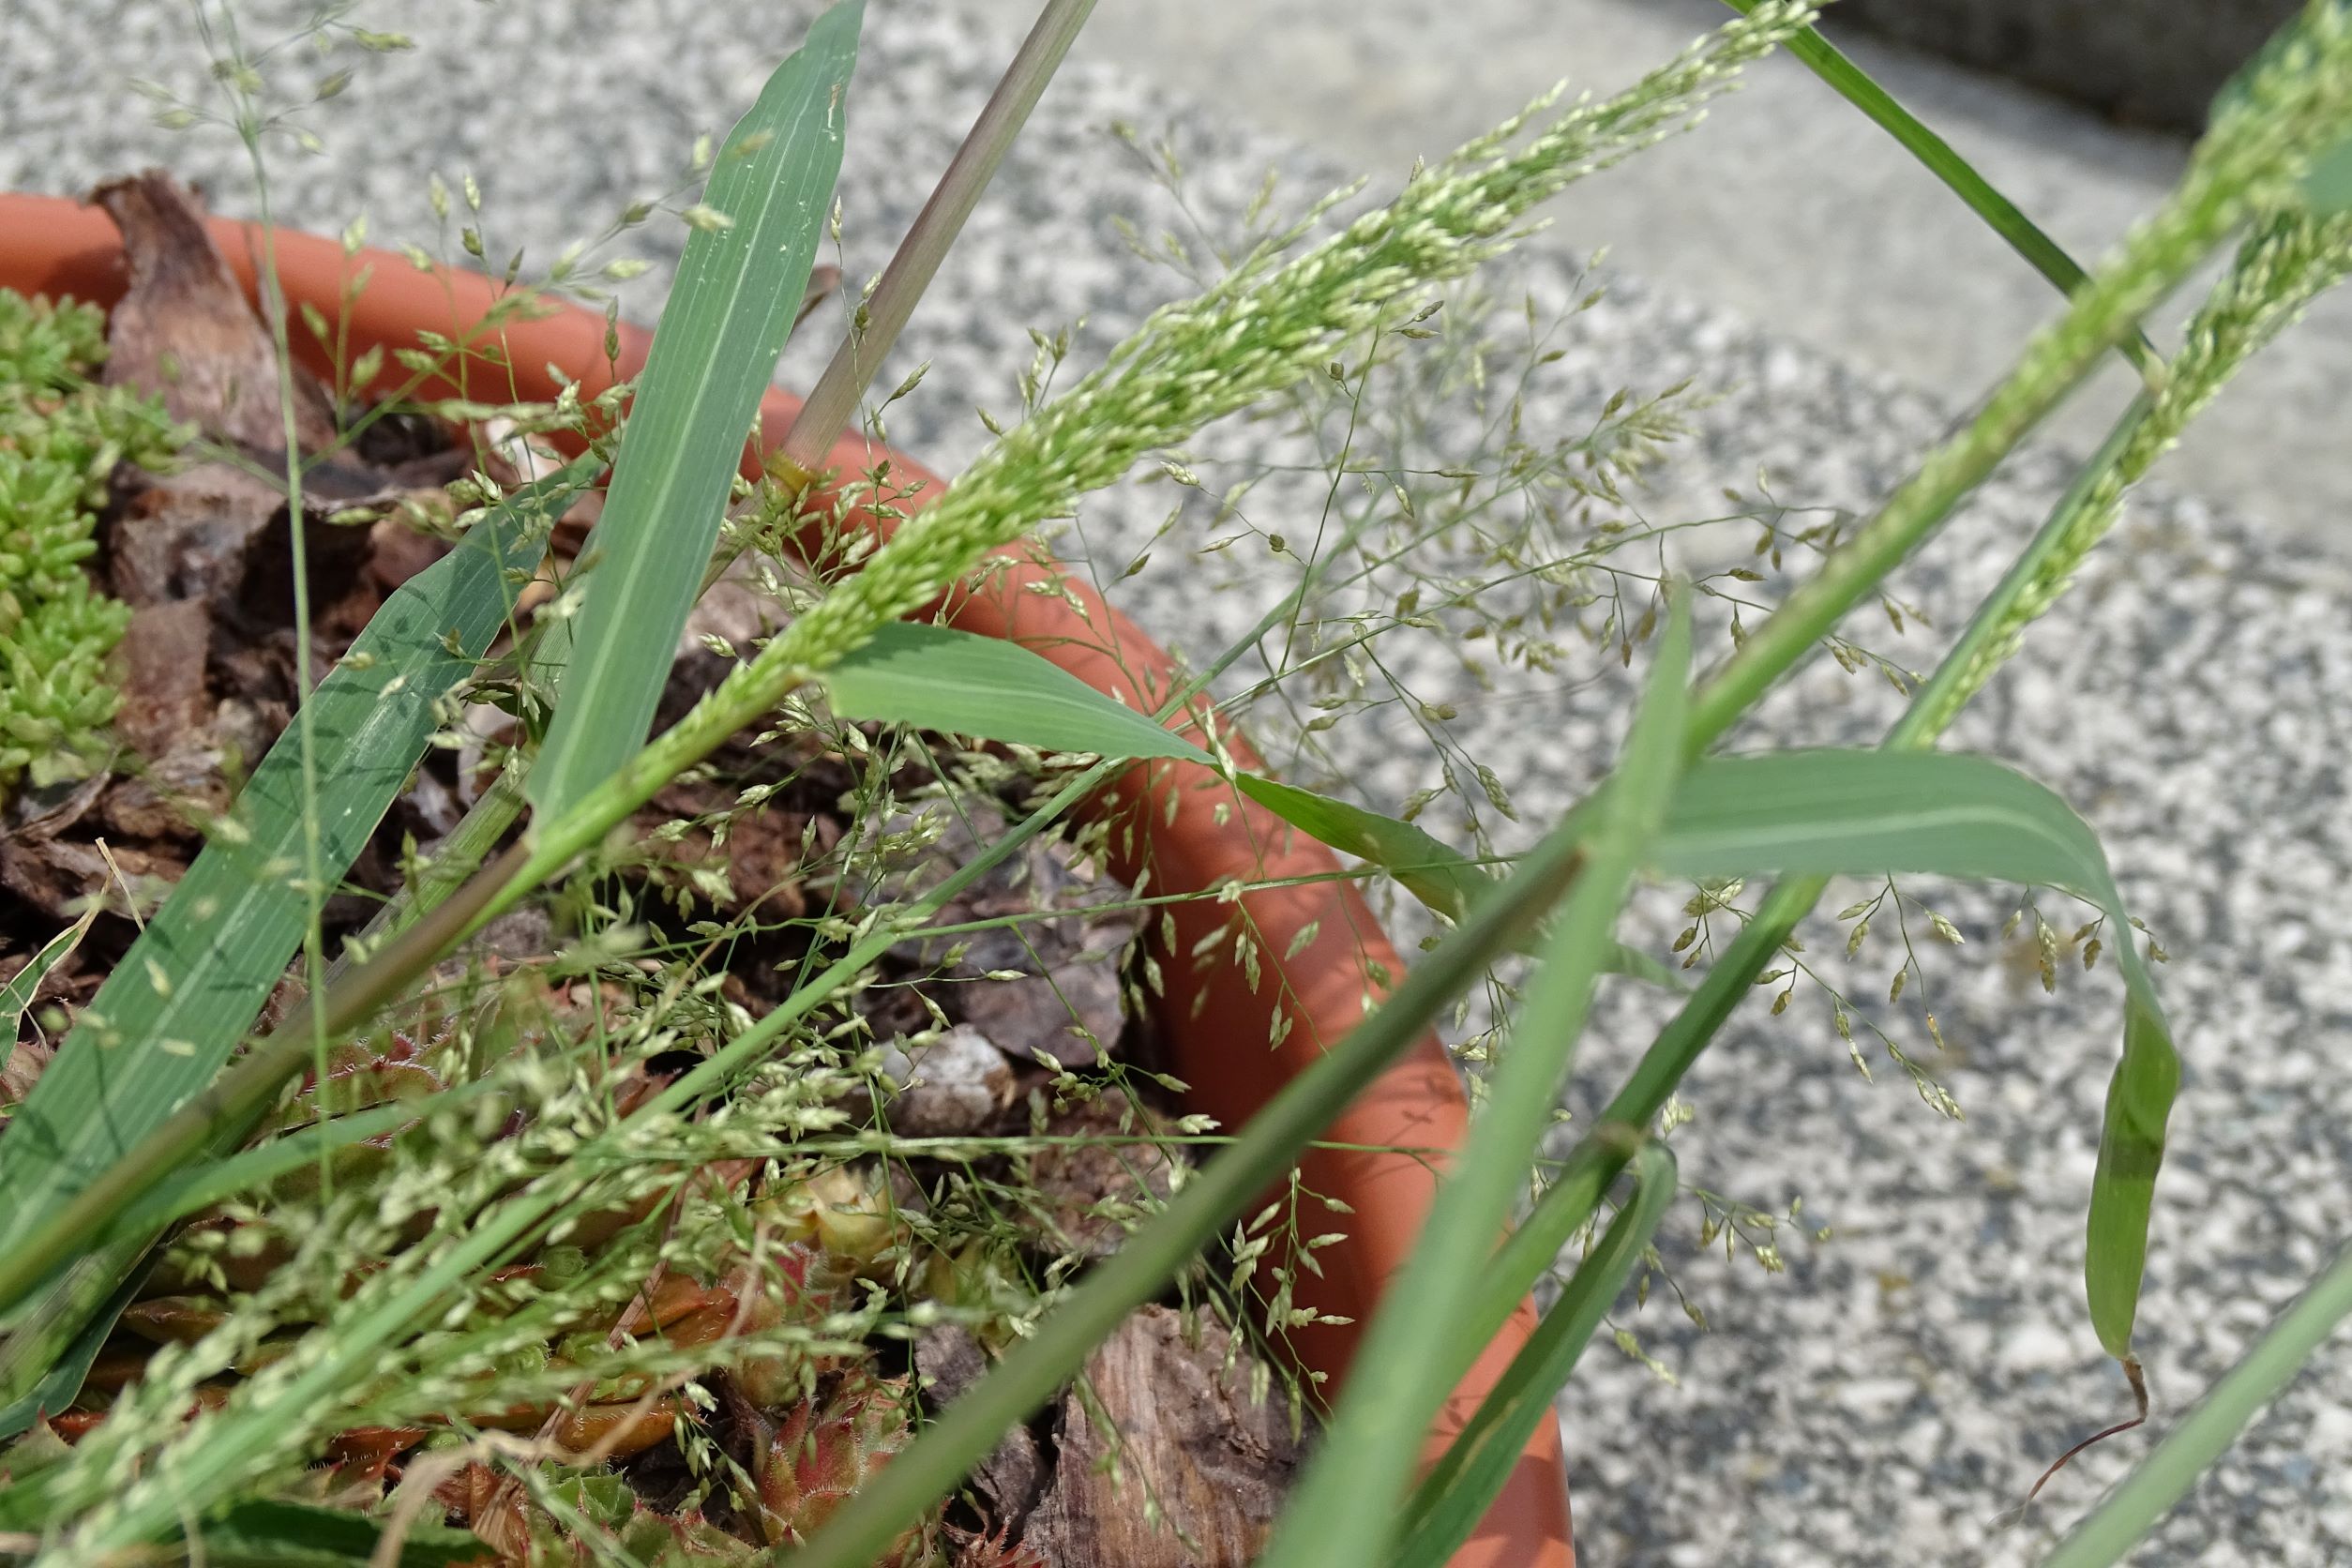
[6,1,2351,1563]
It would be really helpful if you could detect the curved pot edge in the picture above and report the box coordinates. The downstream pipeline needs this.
[0,190,1574,1568]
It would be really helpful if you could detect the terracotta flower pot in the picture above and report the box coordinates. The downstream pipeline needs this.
[0,190,1575,1568]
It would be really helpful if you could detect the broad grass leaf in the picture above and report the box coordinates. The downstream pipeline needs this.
[1,912,92,1039]
[0,464,581,1259]
[1229,773,1486,919]
[2210,1,2352,214]
[0,1270,143,1445]
[2302,134,2352,212]
[98,1096,460,1248]
[820,621,1211,762]
[192,1499,483,1566]
[1254,596,1695,1568]
[1651,746,2178,1357]
[820,629,1686,983]
[527,0,864,821]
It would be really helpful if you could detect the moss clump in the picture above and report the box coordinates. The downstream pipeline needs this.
[0,289,187,798]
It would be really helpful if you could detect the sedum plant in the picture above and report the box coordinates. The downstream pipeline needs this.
[2,0,2352,1564]
[0,291,184,797]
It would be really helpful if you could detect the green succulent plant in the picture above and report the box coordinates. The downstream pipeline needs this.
[0,288,187,798]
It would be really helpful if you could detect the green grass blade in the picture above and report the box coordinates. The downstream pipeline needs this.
[821,621,1213,761]
[1259,596,1694,1568]
[94,1091,497,1249]
[1660,750,2123,895]
[0,912,92,1043]
[1680,6,2352,753]
[1530,190,2343,1378]
[328,762,528,982]
[783,0,1098,470]
[1230,773,1493,921]
[1231,774,1683,988]
[1555,403,2163,1333]
[2303,134,2352,210]
[526,1,863,822]
[0,465,576,1230]
[1718,0,2162,380]
[190,1499,484,1567]
[1391,1140,1679,1568]
[2043,1239,2352,1567]
[822,626,1689,981]
[2085,992,2180,1360]
[0,1269,144,1444]
[1651,746,2176,1356]
[0,463,582,1381]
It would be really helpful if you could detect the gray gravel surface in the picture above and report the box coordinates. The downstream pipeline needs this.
[6,2,2351,1563]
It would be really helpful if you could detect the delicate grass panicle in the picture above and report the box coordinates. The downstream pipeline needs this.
[809,0,1814,641]
[1920,206,2352,734]
[33,1009,882,1545]
[509,0,1819,895]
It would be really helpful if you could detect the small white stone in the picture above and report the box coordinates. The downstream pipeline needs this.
[1998,1320,2073,1373]
[1834,1376,1916,1419]
[881,1023,1015,1138]
[2306,1403,2352,1455]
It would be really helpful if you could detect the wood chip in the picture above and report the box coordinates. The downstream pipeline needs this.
[1018,1306,1303,1567]
[104,461,293,611]
[111,599,214,757]
[916,1324,1045,1536]
[92,171,338,453]
[0,832,183,924]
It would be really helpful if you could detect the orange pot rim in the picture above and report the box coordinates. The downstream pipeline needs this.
[0,189,1574,1568]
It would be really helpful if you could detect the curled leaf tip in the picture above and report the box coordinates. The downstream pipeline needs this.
[2020,1352,2152,1511]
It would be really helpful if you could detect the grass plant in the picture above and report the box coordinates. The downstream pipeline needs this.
[5,0,2352,1562]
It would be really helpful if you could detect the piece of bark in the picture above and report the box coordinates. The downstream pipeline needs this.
[92,172,338,453]
[111,599,214,757]
[104,462,290,610]
[99,743,233,847]
[1018,1306,1303,1567]
[0,833,183,924]
[0,1030,54,1109]
[3,769,111,842]
[917,1325,1045,1536]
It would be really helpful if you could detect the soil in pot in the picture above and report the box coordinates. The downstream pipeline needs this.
[0,173,1309,1568]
